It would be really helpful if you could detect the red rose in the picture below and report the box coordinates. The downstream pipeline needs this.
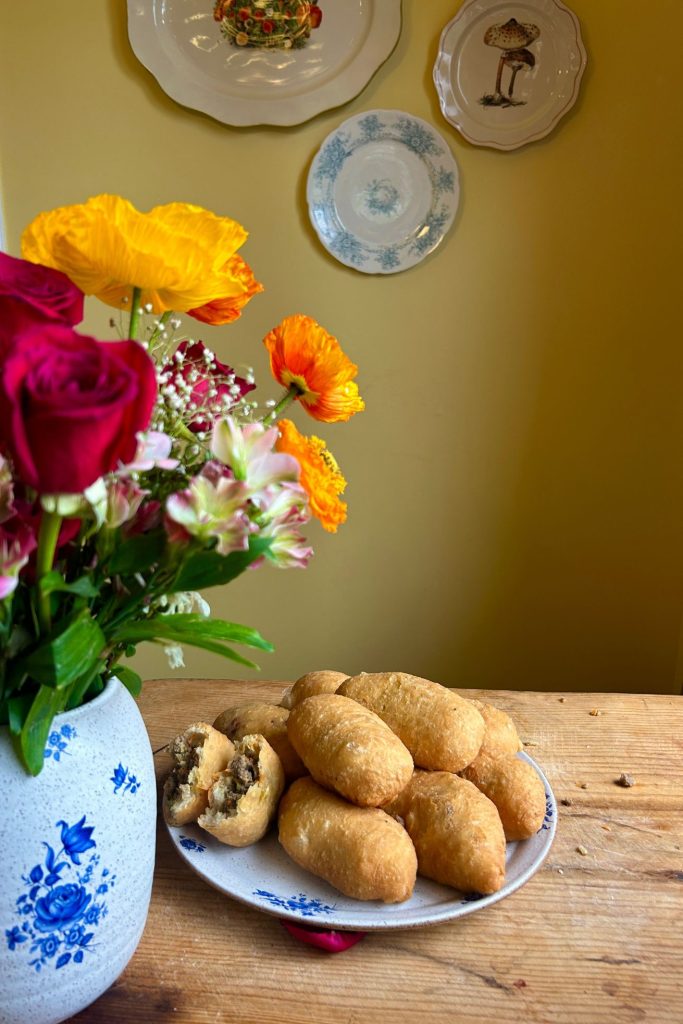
[262,19,274,33]
[160,340,254,434]
[0,253,83,329]
[310,5,322,28]
[0,324,157,494]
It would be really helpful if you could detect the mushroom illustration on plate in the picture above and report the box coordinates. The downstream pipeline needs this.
[480,18,540,107]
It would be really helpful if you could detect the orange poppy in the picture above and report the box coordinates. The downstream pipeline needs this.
[276,418,347,533]
[263,314,364,423]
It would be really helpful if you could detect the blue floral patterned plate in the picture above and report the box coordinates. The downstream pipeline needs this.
[166,753,556,930]
[306,110,460,274]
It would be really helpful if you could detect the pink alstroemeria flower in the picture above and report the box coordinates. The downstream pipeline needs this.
[104,478,148,530]
[121,431,179,474]
[249,481,312,570]
[0,520,37,599]
[165,470,251,556]
[211,416,300,491]
[253,481,310,528]
[259,519,313,570]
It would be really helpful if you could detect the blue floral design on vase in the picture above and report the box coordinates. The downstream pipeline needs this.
[4,817,114,972]
[253,890,337,917]
[43,723,77,763]
[111,763,141,795]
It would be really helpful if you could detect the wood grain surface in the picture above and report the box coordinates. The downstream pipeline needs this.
[68,679,683,1024]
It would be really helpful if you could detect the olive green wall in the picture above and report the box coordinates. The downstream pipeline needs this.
[1,2,682,693]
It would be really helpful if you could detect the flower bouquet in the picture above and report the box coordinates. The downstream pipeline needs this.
[0,193,363,777]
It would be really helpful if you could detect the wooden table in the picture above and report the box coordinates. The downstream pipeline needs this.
[70,680,682,1024]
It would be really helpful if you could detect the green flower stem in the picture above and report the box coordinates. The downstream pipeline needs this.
[262,385,301,426]
[35,509,63,634]
[148,310,174,350]
[127,286,142,340]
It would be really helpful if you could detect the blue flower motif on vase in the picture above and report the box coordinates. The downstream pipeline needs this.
[4,817,115,972]
[111,763,141,795]
[43,723,77,763]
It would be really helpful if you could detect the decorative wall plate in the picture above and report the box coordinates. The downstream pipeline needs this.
[306,110,460,274]
[167,753,557,930]
[433,0,586,150]
[126,0,402,127]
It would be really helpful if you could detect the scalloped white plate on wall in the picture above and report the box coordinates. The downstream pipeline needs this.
[127,0,402,127]
[433,0,587,150]
[306,109,460,274]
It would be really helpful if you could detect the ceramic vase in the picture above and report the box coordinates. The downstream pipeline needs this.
[0,677,156,1024]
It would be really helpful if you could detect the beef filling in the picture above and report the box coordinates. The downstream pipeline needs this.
[167,735,202,800]
[216,750,260,816]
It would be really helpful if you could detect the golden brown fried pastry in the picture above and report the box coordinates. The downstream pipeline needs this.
[198,734,285,847]
[287,693,413,807]
[469,699,523,760]
[280,669,348,710]
[338,672,485,773]
[163,722,234,826]
[213,701,306,782]
[278,777,417,903]
[461,753,546,841]
[385,770,506,895]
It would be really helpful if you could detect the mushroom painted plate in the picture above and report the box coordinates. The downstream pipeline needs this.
[126,0,402,127]
[306,110,460,274]
[166,753,557,931]
[433,0,586,150]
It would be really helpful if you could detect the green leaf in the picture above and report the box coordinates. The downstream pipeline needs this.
[16,685,67,775]
[6,693,33,733]
[150,635,261,670]
[109,613,273,670]
[64,662,105,710]
[107,530,166,575]
[113,665,143,697]
[110,614,273,652]
[38,571,100,599]
[171,536,272,592]
[21,610,106,689]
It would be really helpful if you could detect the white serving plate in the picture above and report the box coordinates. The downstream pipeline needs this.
[126,0,402,127]
[433,0,587,150]
[167,752,556,930]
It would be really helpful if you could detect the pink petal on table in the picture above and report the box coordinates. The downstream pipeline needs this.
[280,921,366,953]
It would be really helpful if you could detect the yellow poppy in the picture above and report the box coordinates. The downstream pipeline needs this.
[276,418,347,533]
[189,254,264,325]
[21,194,257,314]
[263,314,364,423]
